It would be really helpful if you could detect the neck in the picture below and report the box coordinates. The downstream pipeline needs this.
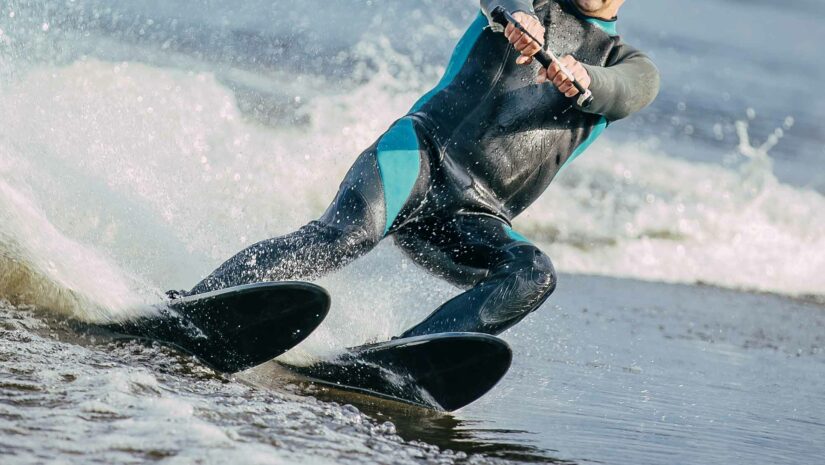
[571,0,623,20]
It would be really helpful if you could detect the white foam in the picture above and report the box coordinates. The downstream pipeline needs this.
[0,179,147,321]
[519,128,825,297]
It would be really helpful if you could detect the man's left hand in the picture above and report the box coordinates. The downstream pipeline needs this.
[537,55,591,98]
[504,12,545,65]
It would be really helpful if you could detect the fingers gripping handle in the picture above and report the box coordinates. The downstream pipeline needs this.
[491,7,594,108]
[533,50,594,108]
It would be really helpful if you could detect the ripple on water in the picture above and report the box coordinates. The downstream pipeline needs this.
[0,301,499,465]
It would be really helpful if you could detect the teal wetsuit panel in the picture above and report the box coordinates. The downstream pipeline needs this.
[505,226,532,245]
[410,13,487,113]
[375,12,486,235]
[376,119,421,234]
[586,17,618,36]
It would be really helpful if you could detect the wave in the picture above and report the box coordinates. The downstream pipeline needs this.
[519,119,825,298]
[0,179,146,321]
[0,55,821,324]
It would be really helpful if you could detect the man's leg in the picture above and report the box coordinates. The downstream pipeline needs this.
[189,117,430,295]
[188,150,387,295]
[395,214,556,337]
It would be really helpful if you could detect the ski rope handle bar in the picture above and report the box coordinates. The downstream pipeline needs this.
[491,7,594,108]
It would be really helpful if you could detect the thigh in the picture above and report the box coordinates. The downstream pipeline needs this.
[318,146,386,240]
[394,213,532,288]
[330,117,433,237]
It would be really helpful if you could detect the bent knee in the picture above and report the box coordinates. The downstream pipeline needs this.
[340,222,381,252]
[319,183,384,244]
[476,247,556,329]
[529,247,556,299]
[499,244,557,303]
[306,220,379,255]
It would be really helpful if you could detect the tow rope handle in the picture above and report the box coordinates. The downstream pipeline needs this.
[491,7,594,109]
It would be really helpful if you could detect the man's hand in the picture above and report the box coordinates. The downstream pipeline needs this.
[504,12,545,65]
[537,55,591,98]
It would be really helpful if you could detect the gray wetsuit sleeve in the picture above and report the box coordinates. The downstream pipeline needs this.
[481,0,537,31]
[580,43,661,121]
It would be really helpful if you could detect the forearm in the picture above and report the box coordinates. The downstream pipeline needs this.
[580,54,660,121]
[480,0,536,31]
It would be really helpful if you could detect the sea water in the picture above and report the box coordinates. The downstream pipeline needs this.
[0,1,823,464]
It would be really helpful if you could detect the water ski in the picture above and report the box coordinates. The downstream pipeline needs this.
[77,282,329,373]
[279,332,512,411]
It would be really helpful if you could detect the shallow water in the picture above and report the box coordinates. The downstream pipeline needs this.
[3,274,823,464]
[1,0,824,463]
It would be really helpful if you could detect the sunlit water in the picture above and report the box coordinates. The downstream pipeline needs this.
[1,0,823,463]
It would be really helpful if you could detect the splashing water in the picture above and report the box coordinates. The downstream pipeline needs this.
[0,56,822,334]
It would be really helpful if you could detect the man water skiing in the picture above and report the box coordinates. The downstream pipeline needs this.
[185,0,659,338]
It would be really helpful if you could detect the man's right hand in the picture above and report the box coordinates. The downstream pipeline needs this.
[504,12,545,65]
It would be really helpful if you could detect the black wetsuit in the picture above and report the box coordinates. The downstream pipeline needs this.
[189,0,660,337]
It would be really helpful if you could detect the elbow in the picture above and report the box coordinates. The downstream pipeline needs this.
[639,60,661,111]
[604,60,661,122]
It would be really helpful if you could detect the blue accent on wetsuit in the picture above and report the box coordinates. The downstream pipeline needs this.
[190,1,659,338]
[376,120,422,234]
[410,13,488,113]
[586,17,618,36]
[376,13,486,234]
[505,225,531,244]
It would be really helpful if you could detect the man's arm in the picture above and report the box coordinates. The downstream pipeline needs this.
[539,43,660,121]
[579,44,660,121]
[481,0,537,31]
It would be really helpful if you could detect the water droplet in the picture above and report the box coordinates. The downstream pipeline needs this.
[713,123,724,140]
[41,22,50,32]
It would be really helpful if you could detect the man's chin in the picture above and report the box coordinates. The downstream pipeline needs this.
[573,0,607,14]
